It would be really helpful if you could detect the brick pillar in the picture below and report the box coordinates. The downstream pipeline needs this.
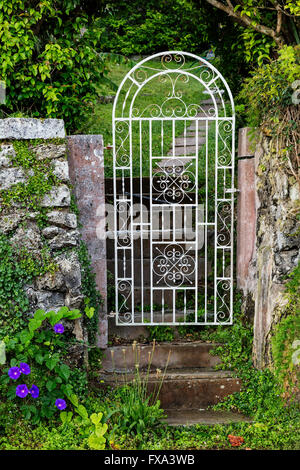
[237,128,257,292]
[67,135,107,349]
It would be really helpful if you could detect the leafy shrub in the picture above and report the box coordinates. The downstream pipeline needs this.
[240,45,300,188]
[0,0,109,131]
[0,307,86,423]
[240,45,300,127]
[96,0,212,56]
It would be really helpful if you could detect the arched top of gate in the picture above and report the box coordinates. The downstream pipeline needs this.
[113,51,234,120]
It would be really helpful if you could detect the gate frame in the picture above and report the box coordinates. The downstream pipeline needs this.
[112,51,235,326]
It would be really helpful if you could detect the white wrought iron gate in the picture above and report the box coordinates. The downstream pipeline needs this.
[112,51,235,326]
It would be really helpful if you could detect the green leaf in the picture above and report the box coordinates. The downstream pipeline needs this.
[45,355,59,371]
[90,412,102,425]
[35,353,44,365]
[59,364,70,381]
[19,329,33,345]
[0,340,6,365]
[85,306,95,319]
[88,433,106,450]
[76,404,88,420]
[95,422,108,437]
[46,380,57,392]
[69,393,79,407]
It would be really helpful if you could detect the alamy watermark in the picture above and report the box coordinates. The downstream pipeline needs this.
[96,202,206,249]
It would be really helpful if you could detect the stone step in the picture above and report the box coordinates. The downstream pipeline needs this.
[100,368,241,409]
[201,98,222,106]
[102,341,221,372]
[167,145,196,156]
[174,136,206,146]
[185,130,207,138]
[187,122,205,131]
[164,409,250,426]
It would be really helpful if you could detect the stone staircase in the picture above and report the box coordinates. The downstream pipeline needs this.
[99,341,249,426]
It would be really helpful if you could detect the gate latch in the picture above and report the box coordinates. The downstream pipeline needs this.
[225,188,240,194]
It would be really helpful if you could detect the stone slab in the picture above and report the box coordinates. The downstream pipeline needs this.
[175,137,206,146]
[0,118,65,140]
[164,409,251,426]
[102,342,221,372]
[100,369,242,408]
[167,145,196,156]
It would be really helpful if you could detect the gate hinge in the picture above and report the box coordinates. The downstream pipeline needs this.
[225,188,240,194]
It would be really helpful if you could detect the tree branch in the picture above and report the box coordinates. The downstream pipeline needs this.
[205,0,285,45]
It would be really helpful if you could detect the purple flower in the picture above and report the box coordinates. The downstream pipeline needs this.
[53,323,64,334]
[19,362,31,375]
[55,398,67,410]
[29,385,39,398]
[16,384,29,398]
[8,367,21,380]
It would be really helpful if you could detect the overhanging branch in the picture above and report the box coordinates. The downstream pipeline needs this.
[205,0,285,46]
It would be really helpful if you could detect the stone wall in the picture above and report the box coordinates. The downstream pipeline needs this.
[237,128,300,369]
[0,119,85,344]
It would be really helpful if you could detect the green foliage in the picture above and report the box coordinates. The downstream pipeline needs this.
[0,140,60,217]
[147,325,175,343]
[0,307,86,424]
[80,59,204,177]
[60,395,108,450]
[96,0,212,56]
[196,293,299,424]
[105,386,165,437]
[240,45,300,127]
[109,419,300,450]
[104,342,167,437]
[77,241,102,344]
[0,419,85,450]
[0,233,56,338]
[271,262,300,400]
[285,1,300,16]
[0,0,110,131]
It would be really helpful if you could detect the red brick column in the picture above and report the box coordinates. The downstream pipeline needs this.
[67,135,107,349]
[237,128,257,292]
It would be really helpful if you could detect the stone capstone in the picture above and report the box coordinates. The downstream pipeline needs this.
[0,118,65,140]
